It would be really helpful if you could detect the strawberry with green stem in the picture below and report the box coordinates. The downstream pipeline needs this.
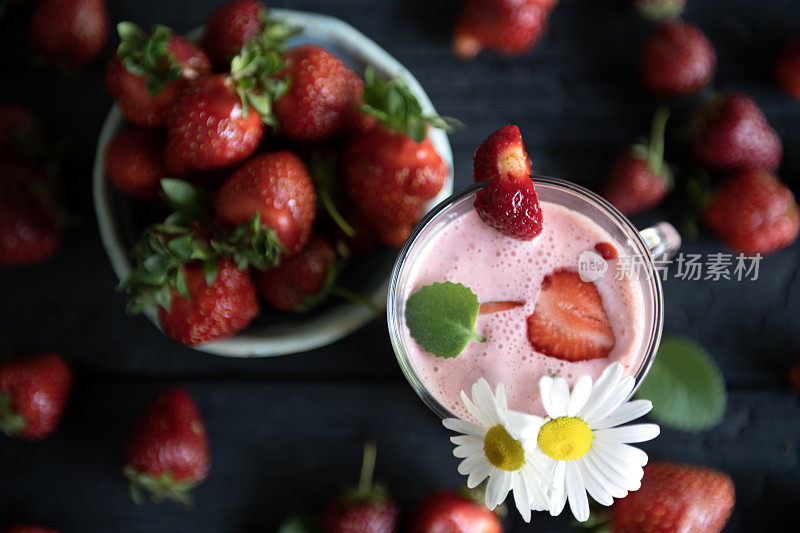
[603,107,673,216]
[106,23,211,127]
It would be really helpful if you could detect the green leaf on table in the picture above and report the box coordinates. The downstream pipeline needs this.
[405,281,485,359]
[635,336,726,432]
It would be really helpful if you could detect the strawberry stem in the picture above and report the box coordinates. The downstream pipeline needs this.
[357,441,377,495]
[647,106,670,177]
[330,287,382,317]
[320,189,355,238]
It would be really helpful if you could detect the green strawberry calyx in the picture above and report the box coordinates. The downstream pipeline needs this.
[632,106,673,187]
[0,391,27,439]
[123,465,201,508]
[210,212,285,271]
[361,66,461,142]
[635,0,685,21]
[116,22,183,97]
[229,11,300,126]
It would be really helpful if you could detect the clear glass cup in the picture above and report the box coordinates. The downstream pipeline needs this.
[387,177,681,419]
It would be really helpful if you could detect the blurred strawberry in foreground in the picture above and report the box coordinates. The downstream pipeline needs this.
[1,526,57,533]
[0,104,43,158]
[0,161,63,266]
[410,490,502,533]
[453,0,557,59]
[274,44,364,141]
[641,20,716,96]
[256,235,337,312]
[104,127,167,199]
[473,125,543,240]
[789,360,800,396]
[691,93,782,171]
[632,0,686,21]
[345,68,452,248]
[0,352,72,441]
[604,107,672,215]
[322,443,399,533]
[123,389,210,505]
[776,33,800,99]
[608,462,735,533]
[30,0,108,67]
[705,168,799,255]
[106,23,211,127]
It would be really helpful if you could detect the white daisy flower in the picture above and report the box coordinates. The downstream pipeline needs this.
[442,378,551,522]
[533,362,660,523]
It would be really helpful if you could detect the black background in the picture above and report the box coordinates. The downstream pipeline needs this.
[1,0,800,531]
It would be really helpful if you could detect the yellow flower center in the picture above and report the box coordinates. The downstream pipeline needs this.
[537,417,593,461]
[483,425,526,471]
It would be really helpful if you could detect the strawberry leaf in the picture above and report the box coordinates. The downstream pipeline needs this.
[211,212,285,271]
[116,22,182,97]
[636,337,727,432]
[0,392,27,438]
[405,282,485,358]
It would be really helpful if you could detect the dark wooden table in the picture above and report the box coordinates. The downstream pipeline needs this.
[1,0,799,531]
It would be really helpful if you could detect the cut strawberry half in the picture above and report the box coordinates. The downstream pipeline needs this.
[479,300,525,315]
[473,125,532,183]
[527,270,615,362]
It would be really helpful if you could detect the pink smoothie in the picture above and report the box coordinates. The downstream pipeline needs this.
[401,202,647,419]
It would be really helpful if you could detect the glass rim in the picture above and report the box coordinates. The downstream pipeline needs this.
[387,176,665,420]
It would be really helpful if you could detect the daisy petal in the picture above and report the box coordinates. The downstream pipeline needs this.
[578,362,622,420]
[566,462,590,522]
[582,452,629,499]
[594,423,660,444]
[593,440,649,468]
[582,375,635,424]
[588,448,642,492]
[443,418,487,438]
[549,377,571,418]
[539,376,555,417]
[549,460,568,517]
[461,389,492,428]
[486,470,511,510]
[505,409,544,443]
[473,379,502,426]
[577,459,614,506]
[567,375,593,416]
[450,434,483,447]
[453,444,482,458]
[495,382,508,410]
[591,400,653,430]
[458,454,487,476]
[512,473,532,523]
[467,461,492,489]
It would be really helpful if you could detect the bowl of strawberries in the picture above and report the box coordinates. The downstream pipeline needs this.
[93,2,455,357]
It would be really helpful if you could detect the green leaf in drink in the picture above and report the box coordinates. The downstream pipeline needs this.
[405,281,485,359]
[636,336,726,432]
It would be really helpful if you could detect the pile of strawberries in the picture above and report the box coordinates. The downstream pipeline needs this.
[102,0,453,346]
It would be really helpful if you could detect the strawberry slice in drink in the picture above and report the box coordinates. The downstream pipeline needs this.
[527,270,615,361]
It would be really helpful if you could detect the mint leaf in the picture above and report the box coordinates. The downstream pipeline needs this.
[636,337,726,432]
[405,281,485,358]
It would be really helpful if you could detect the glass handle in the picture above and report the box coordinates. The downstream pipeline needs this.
[639,222,681,261]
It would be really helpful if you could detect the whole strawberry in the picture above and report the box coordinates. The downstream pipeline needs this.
[691,93,783,171]
[473,125,543,239]
[641,20,716,96]
[609,462,735,533]
[322,443,398,533]
[105,127,167,200]
[632,0,685,20]
[705,168,799,255]
[410,491,502,533]
[256,235,337,312]
[776,34,800,99]
[158,258,259,346]
[1,527,57,533]
[106,23,211,127]
[0,161,62,266]
[29,0,108,67]
[215,151,316,258]
[345,68,451,248]
[0,105,43,158]
[123,389,210,505]
[604,107,672,215]
[0,352,72,441]
[274,44,364,141]
[453,0,556,59]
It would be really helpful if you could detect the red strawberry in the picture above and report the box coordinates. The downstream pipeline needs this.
[776,34,800,99]
[345,69,450,248]
[256,235,336,311]
[322,443,399,533]
[604,107,672,215]
[165,74,264,175]
[0,161,62,266]
[789,360,800,396]
[158,258,259,346]
[0,352,72,441]
[641,20,716,96]
[123,388,210,505]
[632,0,686,21]
[106,23,211,128]
[526,270,615,361]
[105,127,167,200]
[0,105,43,158]
[479,300,525,315]
[705,168,799,255]
[473,124,532,183]
[595,242,618,259]
[609,462,735,533]
[215,151,316,256]
[203,0,266,69]
[691,93,783,171]
[29,0,108,67]
[274,44,364,141]
[453,0,555,59]
[410,491,502,533]
[1,527,57,533]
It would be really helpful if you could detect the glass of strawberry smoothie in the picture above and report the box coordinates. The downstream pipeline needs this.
[387,177,680,420]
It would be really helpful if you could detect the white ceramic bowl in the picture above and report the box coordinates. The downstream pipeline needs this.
[93,9,454,357]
